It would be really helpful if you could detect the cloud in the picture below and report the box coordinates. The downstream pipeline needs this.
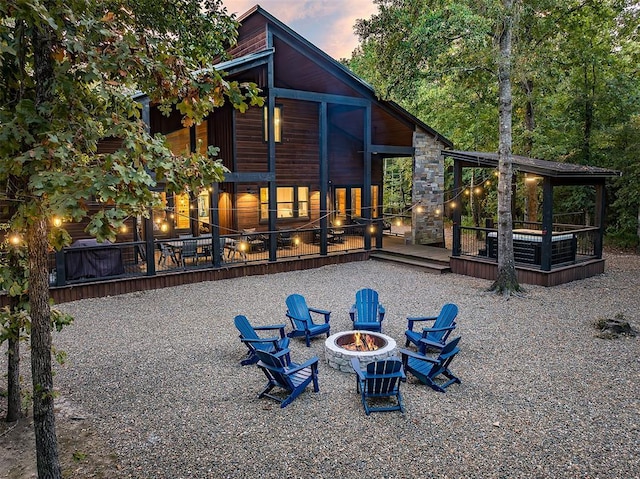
[223,0,377,59]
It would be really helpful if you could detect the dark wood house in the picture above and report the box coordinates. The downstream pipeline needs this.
[147,5,452,254]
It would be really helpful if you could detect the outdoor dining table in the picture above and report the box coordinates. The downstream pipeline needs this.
[167,237,213,258]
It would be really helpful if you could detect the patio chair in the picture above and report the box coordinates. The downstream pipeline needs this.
[399,336,462,393]
[404,303,458,354]
[254,348,320,408]
[285,293,331,347]
[233,315,290,366]
[349,288,386,332]
[350,356,405,415]
[157,243,178,266]
[180,237,200,267]
[277,229,293,248]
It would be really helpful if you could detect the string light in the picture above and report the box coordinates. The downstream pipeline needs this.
[52,217,62,227]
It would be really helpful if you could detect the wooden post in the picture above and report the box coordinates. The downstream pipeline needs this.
[452,159,462,256]
[594,182,605,259]
[145,213,156,276]
[320,102,329,256]
[211,184,221,267]
[363,104,372,251]
[540,177,553,271]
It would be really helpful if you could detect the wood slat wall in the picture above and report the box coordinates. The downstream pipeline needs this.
[235,106,268,172]
[230,20,268,57]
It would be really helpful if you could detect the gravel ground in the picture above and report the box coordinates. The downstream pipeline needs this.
[42,254,640,478]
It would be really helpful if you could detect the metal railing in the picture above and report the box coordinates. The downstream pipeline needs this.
[47,226,374,286]
[456,224,600,270]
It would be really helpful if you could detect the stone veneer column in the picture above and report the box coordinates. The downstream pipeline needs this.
[412,129,445,246]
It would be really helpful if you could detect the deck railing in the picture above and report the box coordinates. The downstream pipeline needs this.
[456,224,600,270]
[47,226,372,286]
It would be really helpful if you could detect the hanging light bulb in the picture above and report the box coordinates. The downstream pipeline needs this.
[52,217,62,227]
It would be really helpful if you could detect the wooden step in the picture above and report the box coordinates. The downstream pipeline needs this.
[369,251,451,274]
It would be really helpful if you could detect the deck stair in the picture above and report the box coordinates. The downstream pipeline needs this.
[371,241,451,274]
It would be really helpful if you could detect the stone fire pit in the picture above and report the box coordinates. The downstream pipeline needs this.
[324,330,397,373]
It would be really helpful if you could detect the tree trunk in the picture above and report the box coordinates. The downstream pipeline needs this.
[490,0,521,294]
[32,14,62,479]
[637,204,640,248]
[6,245,23,423]
[28,217,62,479]
[6,336,21,423]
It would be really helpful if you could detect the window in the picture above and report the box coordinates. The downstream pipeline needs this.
[260,186,309,220]
[263,105,282,143]
[334,185,380,221]
[174,193,191,229]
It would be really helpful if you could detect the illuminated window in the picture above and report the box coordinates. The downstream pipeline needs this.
[259,186,309,220]
[174,193,191,229]
[263,105,282,143]
[334,186,380,220]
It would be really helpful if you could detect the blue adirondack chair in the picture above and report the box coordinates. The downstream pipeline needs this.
[254,348,320,408]
[400,336,462,393]
[350,357,406,415]
[285,294,331,347]
[349,288,386,332]
[404,303,458,354]
[233,315,290,366]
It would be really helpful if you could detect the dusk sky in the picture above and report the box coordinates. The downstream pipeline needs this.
[222,1,378,59]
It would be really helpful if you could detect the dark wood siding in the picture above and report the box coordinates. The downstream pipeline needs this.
[274,99,319,186]
[235,106,268,172]
[230,16,268,57]
[208,103,234,170]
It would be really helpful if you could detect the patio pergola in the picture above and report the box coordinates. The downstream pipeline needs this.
[442,150,621,286]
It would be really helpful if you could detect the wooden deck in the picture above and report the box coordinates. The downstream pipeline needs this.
[373,236,452,273]
[0,234,606,308]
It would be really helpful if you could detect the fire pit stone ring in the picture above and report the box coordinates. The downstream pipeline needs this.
[324,330,398,373]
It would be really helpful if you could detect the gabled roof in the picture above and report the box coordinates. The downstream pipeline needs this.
[235,5,453,148]
[443,150,621,180]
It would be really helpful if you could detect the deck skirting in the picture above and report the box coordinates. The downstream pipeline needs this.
[449,256,605,287]
[1,252,369,306]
